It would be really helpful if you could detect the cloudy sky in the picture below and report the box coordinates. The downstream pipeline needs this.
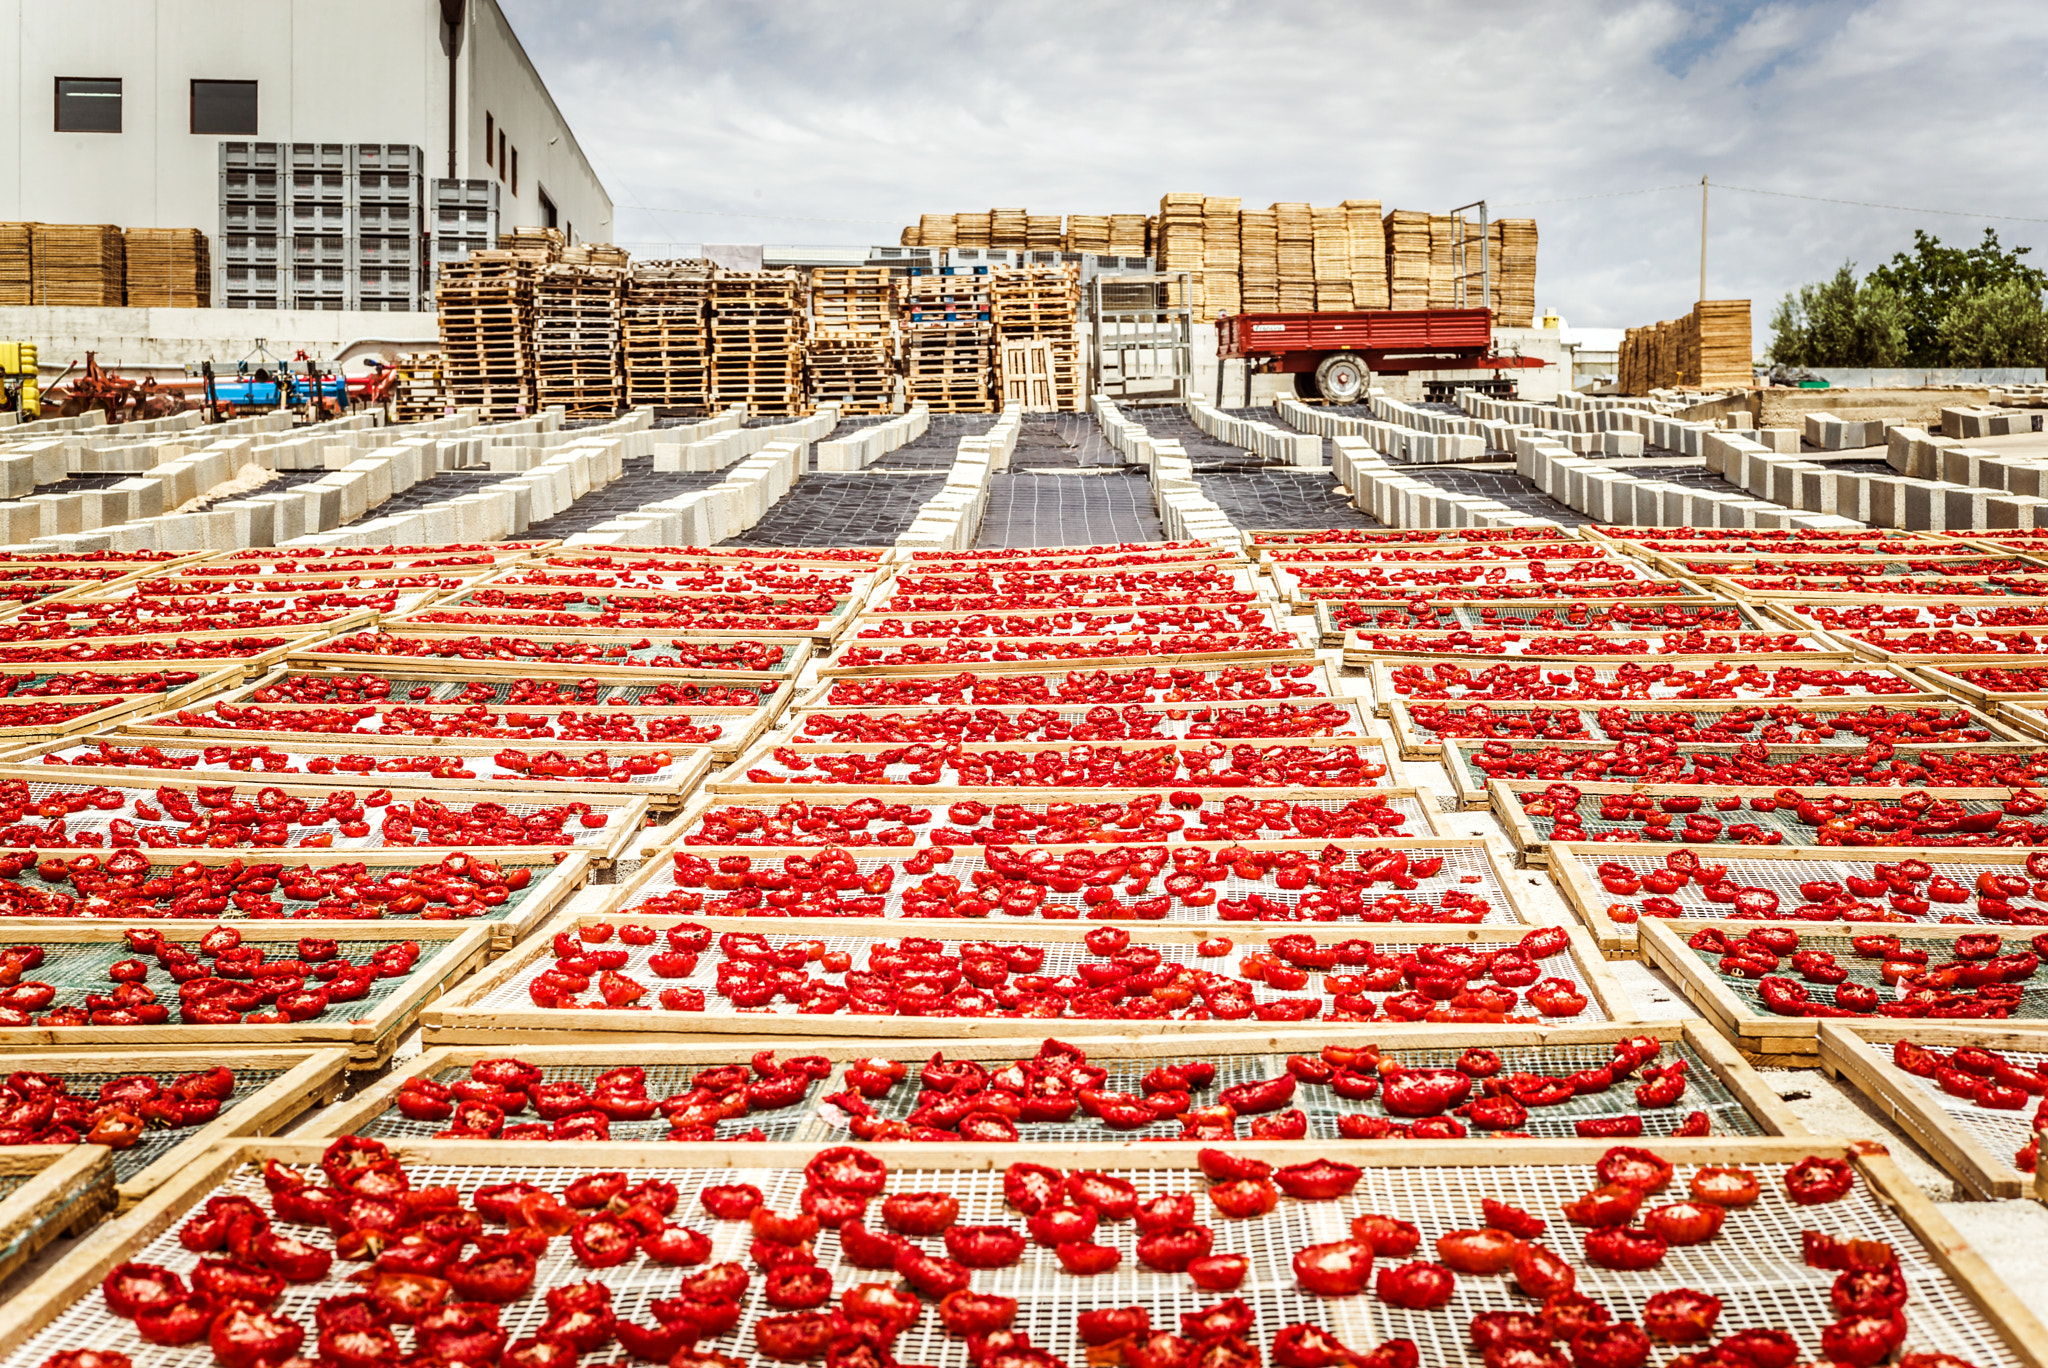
[502,0,2048,339]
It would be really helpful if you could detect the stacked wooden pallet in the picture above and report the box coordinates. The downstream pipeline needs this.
[435,253,540,420]
[1107,213,1149,256]
[1311,205,1351,311]
[1155,192,1205,310]
[899,272,990,328]
[560,243,630,269]
[1273,201,1315,312]
[496,227,564,260]
[30,224,124,306]
[710,269,806,415]
[1491,217,1538,325]
[991,264,1081,412]
[808,266,894,335]
[1344,198,1388,309]
[0,223,28,306]
[803,335,894,415]
[989,208,1028,250]
[953,211,992,249]
[1238,207,1278,312]
[1383,208,1430,309]
[1427,213,1457,307]
[390,352,446,422]
[901,324,991,413]
[1025,214,1062,250]
[915,213,956,248]
[1201,196,1240,317]
[621,259,712,410]
[1618,300,1751,394]
[121,229,209,307]
[531,263,624,418]
[1694,298,1753,388]
[1064,214,1110,254]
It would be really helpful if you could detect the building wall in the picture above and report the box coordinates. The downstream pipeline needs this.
[0,0,610,240]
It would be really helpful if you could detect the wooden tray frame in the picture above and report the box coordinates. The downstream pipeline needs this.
[0,1047,350,1207]
[416,584,865,643]
[1342,631,1848,669]
[1312,598,1768,648]
[0,920,491,1068]
[873,564,1265,610]
[792,658,1345,710]
[0,1146,116,1287]
[1250,527,1579,546]
[0,632,328,681]
[1364,657,1931,718]
[1915,662,2048,711]
[1637,918,2042,1067]
[425,911,1628,1047]
[9,1137,2041,1368]
[708,733,1396,796]
[286,630,811,684]
[820,640,1313,678]
[1,736,717,809]
[1816,1021,2048,1200]
[1701,574,2048,603]
[302,1018,1807,1144]
[784,695,1375,743]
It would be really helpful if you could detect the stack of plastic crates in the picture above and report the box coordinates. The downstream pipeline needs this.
[286,143,350,310]
[217,142,284,309]
[351,144,424,311]
[426,179,501,309]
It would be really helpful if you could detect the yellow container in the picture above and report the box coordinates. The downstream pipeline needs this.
[0,342,33,373]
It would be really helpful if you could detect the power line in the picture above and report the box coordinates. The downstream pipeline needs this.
[1710,181,2048,224]
[1495,184,1695,208]
[616,203,898,226]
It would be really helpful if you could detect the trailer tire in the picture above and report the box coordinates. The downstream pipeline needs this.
[1314,352,1367,403]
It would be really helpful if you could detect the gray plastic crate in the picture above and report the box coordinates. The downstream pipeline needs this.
[289,201,349,234]
[355,234,422,267]
[287,143,348,172]
[288,170,348,203]
[432,178,500,210]
[290,292,348,312]
[353,290,427,314]
[354,263,419,295]
[430,233,492,267]
[354,172,422,207]
[289,234,347,266]
[354,202,420,236]
[220,264,280,291]
[350,144,425,176]
[220,169,282,203]
[222,202,283,235]
[221,292,286,311]
[219,233,281,265]
[291,264,348,291]
[432,205,496,237]
[219,142,284,173]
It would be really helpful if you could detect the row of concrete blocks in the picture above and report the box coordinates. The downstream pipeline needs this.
[1886,425,2048,494]
[815,406,932,472]
[1089,397,1242,550]
[1941,405,2039,440]
[565,442,807,548]
[1517,433,1860,531]
[1186,402,1322,468]
[1092,399,1167,469]
[897,417,1022,552]
[1801,412,1891,451]
[653,408,837,474]
[1332,438,1560,532]
[1367,394,1480,438]
[1457,390,1665,431]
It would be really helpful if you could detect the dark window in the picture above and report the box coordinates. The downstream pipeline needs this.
[510,147,518,195]
[55,78,121,133]
[191,80,258,134]
[539,187,557,229]
[498,131,507,182]
[485,112,493,167]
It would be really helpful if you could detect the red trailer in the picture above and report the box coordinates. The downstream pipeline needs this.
[1216,307,1548,403]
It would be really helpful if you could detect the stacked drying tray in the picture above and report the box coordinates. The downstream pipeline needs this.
[2,532,2047,1368]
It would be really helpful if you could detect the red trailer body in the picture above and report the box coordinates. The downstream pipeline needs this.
[1216,307,1542,375]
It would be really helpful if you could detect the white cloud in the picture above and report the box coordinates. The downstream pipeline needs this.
[499,0,2048,342]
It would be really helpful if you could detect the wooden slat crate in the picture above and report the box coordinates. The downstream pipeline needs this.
[0,1147,116,1286]
[6,1139,2038,1368]
[425,912,1625,1046]
[0,921,491,1069]
[1386,692,1996,760]
[307,1020,1803,1146]
[710,733,1395,796]
[793,658,1345,710]
[603,835,1539,930]
[1638,918,2048,1067]
[1546,841,2048,958]
[0,1047,349,1207]
[1365,657,1936,719]
[1817,1022,2048,1200]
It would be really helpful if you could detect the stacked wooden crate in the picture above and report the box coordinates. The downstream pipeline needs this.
[1155,192,1205,310]
[805,266,896,416]
[953,211,992,250]
[31,224,124,305]
[1491,218,1538,325]
[989,209,1028,251]
[391,352,446,422]
[1311,206,1351,311]
[1108,214,1149,256]
[531,263,624,418]
[1344,199,1388,309]
[1273,202,1315,312]
[1694,299,1753,388]
[1065,214,1111,255]
[901,326,991,413]
[496,227,564,260]
[122,229,210,307]
[1383,209,1430,309]
[0,223,29,305]
[991,264,1081,412]
[1025,214,1063,251]
[1201,197,1240,318]
[436,253,539,420]
[710,270,807,415]
[1427,214,1457,307]
[1618,300,1750,394]
[560,244,629,269]
[1238,207,1279,313]
[621,260,713,410]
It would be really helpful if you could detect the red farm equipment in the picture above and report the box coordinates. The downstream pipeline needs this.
[1217,307,1548,404]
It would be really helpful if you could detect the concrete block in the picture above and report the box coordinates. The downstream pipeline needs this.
[317,471,371,525]
[302,483,343,532]
[190,449,231,494]
[342,458,394,508]
[152,462,198,509]
[2002,462,2048,500]
[1863,476,1908,529]
[1900,480,1945,532]
[208,499,276,548]
[23,493,84,535]
[1985,494,2047,530]
[1943,486,1992,532]
[0,503,41,543]
[0,453,35,499]
[1758,428,1801,455]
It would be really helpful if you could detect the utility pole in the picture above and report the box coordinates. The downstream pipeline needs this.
[1699,175,1709,305]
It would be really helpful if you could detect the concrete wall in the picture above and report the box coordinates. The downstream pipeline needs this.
[1752,387,1991,431]
[0,0,609,242]
[0,305,438,379]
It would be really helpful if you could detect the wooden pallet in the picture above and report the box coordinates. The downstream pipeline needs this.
[1817,1021,2048,1199]
[122,227,209,307]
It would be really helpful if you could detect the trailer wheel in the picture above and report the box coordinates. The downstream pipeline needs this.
[1313,352,1367,403]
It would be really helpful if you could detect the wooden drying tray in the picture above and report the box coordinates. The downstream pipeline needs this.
[1913,663,2048,711]
[1,736,718,810]
[1256,542,1599,568]
[793,658,1344,710]
[0,631,331,680]
[708,733,1395,797]
[1314,599,1779,650]
[819,642,1316,678]
[904,545,1231,570]
[535,546,896,570]
[1385,690,1985,760]
[1365,657,1934,719]
[0,920,491,1069]
[600,834,1540,931]
[0,767,648,866]
[653,784,1452,853]
[18,1137,2039,1368]
[873,563,1265,604]
[0,844,589,953]
[1495,780,2027,866]
[1637,549,2048,575]
[784,695,1375,743]
[1691,573,2048,602]
[472,561,884,597]
[1797,628,2048,668]
[424,911,1626,1047]
[0,580,117,617]
[122,567,491,593]
[286,629,812,683]
[1274,581,1702,612]
[1249,526,1581,545]
[9,602,389,637]
[1817,1022,2048,1200]
[1543,836,2046,958]
[1435,737,2046,810]
[0,1147,116,1286]
[306,1020,1804,1146]
[113,690,776,766]
[188,545,550,571]
[844,603,1292,636]
[1343,630,1848,669]
[1580,527,1953,549]
[0,1047,348,1208]
[0,663,244,716]
[421,584,866,641]
[1637,918,2047,1067]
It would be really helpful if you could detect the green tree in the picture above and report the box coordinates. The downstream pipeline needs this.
[1866,228,2048,365]
[1937,278,2048,367]
[1766,263,1908,367]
